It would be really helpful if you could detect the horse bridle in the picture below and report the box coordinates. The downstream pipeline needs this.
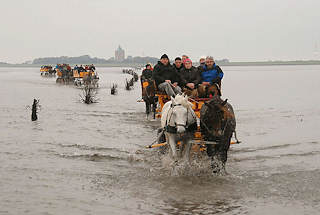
[144,80,156,101]
[164,103,197,134]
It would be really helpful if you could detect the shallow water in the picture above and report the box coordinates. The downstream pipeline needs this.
[0,66,319,214]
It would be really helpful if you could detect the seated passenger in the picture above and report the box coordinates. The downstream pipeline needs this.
[141,64,153,81]
[198,56,224,97]
[198,56,206,69]
[90,64,96,71]
[66,64,71,71]
[153,54,181,97]
[178,59,200,98]
[173,57,183,73]
[182,54,189,62]
[78,65,85,72]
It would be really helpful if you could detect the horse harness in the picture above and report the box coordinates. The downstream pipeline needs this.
[201,103,231,138]
[164,103,197,134]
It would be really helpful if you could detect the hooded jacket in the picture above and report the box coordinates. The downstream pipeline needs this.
[152,61,181,86]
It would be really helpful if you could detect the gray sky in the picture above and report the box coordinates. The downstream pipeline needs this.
[1,0,320,63]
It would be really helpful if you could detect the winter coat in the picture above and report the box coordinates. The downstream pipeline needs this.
[178,66,201,88]
[141,69,153,80]
[152,61,181,86]
[199,64,224,84]
[173,63,184,73]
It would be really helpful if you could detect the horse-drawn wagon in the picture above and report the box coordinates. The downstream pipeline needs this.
[40,65,56,77]
[73,66,99,88]
[142,81,240,173]
[55,64,99,87]
[55,64,74,84]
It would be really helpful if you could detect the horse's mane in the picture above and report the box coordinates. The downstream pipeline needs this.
[214,83,222,96]
[172,94,193,108]
[208,96,234,119]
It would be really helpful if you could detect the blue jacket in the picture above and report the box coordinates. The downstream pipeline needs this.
[200,64,224,84]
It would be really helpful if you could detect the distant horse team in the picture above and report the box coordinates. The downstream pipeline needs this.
[123,69,139,91]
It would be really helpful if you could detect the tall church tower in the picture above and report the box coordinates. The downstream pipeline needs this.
[313,42,319,60]
[115,45,125,62]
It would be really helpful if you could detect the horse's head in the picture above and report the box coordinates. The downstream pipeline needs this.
[204,95,231,136]
[207,95,227,110]
[146,80,156,97]
[169,94,194,134]
[207,83,222,97]
[198,83,221,98]
[142,80,156,100]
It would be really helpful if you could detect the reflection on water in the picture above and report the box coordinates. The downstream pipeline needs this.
[0,66,319,214]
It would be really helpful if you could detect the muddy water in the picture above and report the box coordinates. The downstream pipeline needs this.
[0,66,319,214]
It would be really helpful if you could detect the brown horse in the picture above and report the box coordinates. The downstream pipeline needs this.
[200,95,236,174]
[182,88,199,98]
[197,83,221,98]
[141,79,157,119]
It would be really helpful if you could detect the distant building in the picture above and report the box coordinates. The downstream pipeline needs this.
[314,42,319,60]
[115,45,125,62]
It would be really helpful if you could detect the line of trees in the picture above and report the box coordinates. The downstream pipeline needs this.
[32,55,159,65]
[32,55,108,65]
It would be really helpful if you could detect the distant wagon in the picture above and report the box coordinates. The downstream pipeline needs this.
[73,65,99,88]
[40,65,56,77]
[55,64,73,84]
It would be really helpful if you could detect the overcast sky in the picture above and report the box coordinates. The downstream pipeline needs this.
[1,0,320,63]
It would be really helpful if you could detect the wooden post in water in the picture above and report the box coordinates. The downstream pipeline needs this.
[31,99,38,121]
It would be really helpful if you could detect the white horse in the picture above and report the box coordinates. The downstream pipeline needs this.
[161,94,197,163]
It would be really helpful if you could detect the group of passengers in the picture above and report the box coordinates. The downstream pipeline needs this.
[56,64,71,71]
[141,54,223,98]
[56,64,73,78]
[74,64,96,72]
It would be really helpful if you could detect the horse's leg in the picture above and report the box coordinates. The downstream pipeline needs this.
[152,96,158,119]
[166,133,178,161]
[211,134,231,174]
[219,134,231,164]
[145,100,150,115]
[206,144,214,157]
[178,140,184,158]
[207,141,222,174]
[181,139,192,164]
[152,100,156,119]
[152,103,156,119]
